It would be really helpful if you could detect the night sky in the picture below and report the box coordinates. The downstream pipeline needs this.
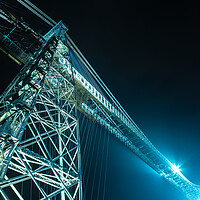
[1,1,200,199]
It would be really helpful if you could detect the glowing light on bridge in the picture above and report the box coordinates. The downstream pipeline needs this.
[172,164,181,174]
[170,163,188,181]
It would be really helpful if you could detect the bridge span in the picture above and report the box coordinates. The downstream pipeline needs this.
[0,1,199,199]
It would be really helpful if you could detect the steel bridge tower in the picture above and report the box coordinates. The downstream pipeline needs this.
[0,1,200,200]
[0,2,82,199]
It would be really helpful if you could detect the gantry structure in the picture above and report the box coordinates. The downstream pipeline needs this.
[0,0,200,199]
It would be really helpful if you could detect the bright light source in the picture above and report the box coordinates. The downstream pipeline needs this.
[172,164,181,174]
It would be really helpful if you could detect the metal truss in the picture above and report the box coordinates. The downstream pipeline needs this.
[0,22,82,199]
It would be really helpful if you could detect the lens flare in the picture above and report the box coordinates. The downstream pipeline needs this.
[172,164,181,174]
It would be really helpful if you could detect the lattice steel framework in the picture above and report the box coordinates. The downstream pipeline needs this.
[0,15,82,199]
